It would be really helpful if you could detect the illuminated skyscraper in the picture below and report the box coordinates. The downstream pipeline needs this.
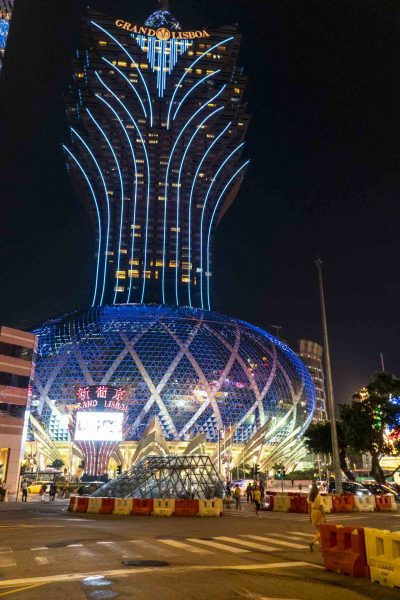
[31,4,315,475]
[298,339,327,422]
[64,6,250,308]
[0,0,13,70]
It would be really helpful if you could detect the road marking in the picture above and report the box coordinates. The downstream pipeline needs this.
[34,556,50,565]
[158,539,213,554]
[0,561,322,588]
[31,547,49,551]
[96,541,115,545]
[242,535,307,549]
[287,532,311,538]
[67,544,83,548]
[214,536,276,552]
[0,548,16,568]
[186,538,249,553]
[268,533,310,542]
[0,583,44,596]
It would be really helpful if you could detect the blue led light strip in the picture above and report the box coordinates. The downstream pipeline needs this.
[161,85,226,305]
[174,106,224,305]
[101,57,147,119]
[206,161,250,310]
[96,75,151,304]
[90,21,153,127]
[86,109,124,305]
[70,128,110,306]
[173,70,220,121]
[199,142,244,309]
[134,35,192,97]
[62,145,102,308]
[187,121,231,308]
[167,36,234,129]
[94,86,139,304]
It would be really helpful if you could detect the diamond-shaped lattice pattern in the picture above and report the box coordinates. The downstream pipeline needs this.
[32,305,315,444]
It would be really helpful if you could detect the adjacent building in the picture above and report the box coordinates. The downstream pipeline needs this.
[298,339,327,421]
[0,326,36,496]
[0,0,13,71]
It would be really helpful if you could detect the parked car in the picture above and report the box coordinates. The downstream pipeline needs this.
[77,481,104,495]
[363,482,400,502]
[328,480,370,496]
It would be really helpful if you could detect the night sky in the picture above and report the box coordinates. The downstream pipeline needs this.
[1,0,399,406]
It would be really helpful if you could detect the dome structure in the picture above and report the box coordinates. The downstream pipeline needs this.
[32,304,315,451]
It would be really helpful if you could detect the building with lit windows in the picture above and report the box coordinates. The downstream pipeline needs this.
[0,326,37,496]
[30,4,316,477]
[0,0,13,70]
[297,339,327,422]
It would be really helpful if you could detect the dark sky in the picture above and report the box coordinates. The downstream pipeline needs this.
[1,0,399,405]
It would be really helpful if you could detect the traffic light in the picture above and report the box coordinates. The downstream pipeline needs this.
[116,465,122,475]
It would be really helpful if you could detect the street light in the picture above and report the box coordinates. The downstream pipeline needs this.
[315,259,342,494]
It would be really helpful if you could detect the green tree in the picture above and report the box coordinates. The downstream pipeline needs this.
[303,420,356,481]
[340,372,400,483]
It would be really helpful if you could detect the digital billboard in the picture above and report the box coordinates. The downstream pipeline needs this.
[74,411,123,441]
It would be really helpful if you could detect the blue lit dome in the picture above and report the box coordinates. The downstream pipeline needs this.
[32,305,315,446]
[144,10,180,30]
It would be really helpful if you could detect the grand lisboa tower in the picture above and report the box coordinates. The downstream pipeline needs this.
[31,2,315,477]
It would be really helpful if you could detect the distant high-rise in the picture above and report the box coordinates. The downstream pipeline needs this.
[298,339,327,421]
[0,0,13,70]
[64,7,250,308]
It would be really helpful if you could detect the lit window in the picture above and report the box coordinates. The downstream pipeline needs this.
[117,61,127,67]
[128,270,139,278]
[129,259,140,266]
[140,64,149,69]
[99,41,107,46]
[115,271,126,279]
[170,227,180,232]
[114,286,125,292]
[169,261,179,268]
[155,260,165,267]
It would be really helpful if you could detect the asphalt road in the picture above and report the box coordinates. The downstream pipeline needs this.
[0,499,399,599]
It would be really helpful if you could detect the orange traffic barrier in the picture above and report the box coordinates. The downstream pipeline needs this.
[174,499,199,517]
[375,495,396,512]
[100,497,115,514]
[332,494,355,513]
[76,496,89,513]
[68,495,78,512]
[289,495,308,513]
[131,498,153,516]
[320,524,370,578]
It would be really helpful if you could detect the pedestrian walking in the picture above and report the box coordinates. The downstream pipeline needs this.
[259,480,264,498]
[49,482,56,501]
[253,485,261,515]
[225,482,232,509]
[21,479,28,502]
[246,482,253,503]
[39,483,47,502]
[308,482,326,552]
[233,484,242,510]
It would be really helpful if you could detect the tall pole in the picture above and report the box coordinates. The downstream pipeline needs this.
[315,259,342,494]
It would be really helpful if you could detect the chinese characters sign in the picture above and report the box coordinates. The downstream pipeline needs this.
[73,385,132,413]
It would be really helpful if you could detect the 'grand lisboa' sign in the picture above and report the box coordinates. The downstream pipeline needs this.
[115,19,210,40]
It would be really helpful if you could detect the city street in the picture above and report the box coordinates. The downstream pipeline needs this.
[0,500,399,599]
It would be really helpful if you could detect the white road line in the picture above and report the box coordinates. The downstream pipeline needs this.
[214,536,276,552]
[158,539,213,554]
[186,538,249,554]
[242,535,307,549]
[0,561,324,588]
[287,532,312,538]
[34,556,50,565]
[268,533,310,542]
[67,544,83,547]
[31,547,49,551]
[0,548,16,568]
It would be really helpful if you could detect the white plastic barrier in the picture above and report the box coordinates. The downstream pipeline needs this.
[152,498,175,516]
[320,494,333,514]
[273,494,290,512]
[113,498,133,515]
[196,498,223,517]
[87,497,103,514]
[354,495,375,512]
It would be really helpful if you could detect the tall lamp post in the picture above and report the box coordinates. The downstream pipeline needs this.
[315,259,342,494]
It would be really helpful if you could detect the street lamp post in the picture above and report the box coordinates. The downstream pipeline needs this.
[315,259,342,494]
